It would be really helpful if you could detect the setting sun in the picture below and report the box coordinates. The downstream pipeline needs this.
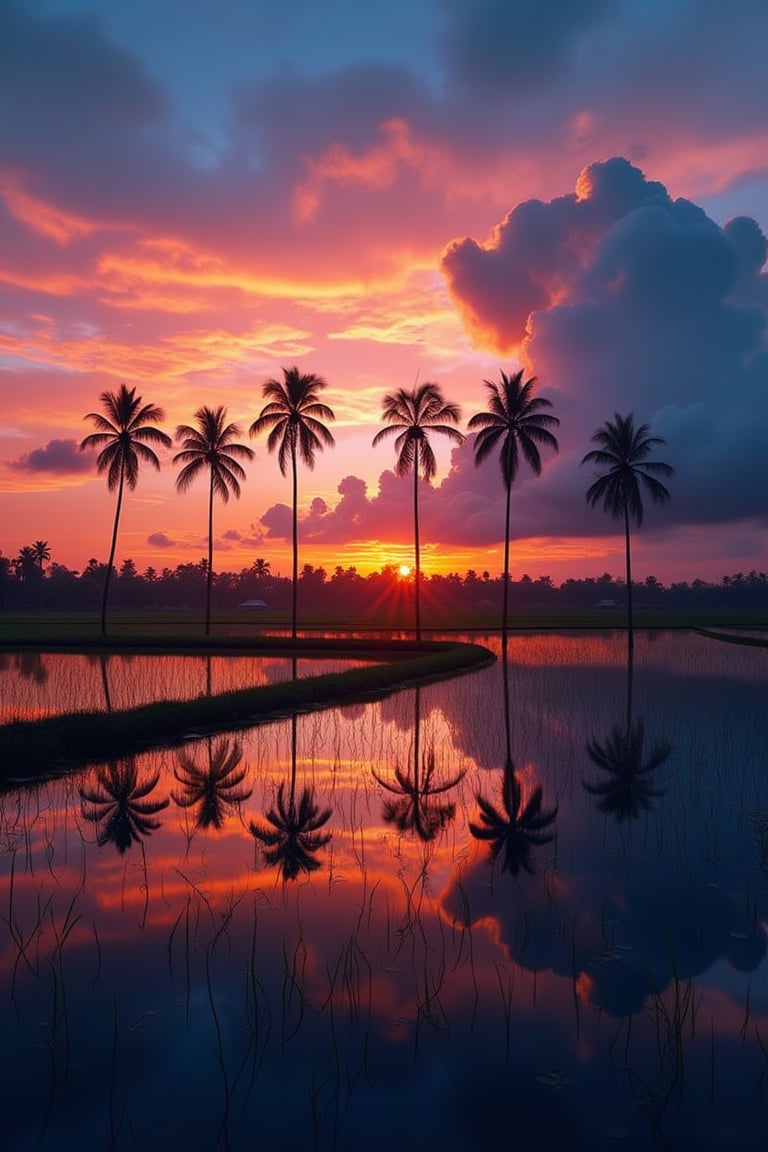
[399,564,411,577]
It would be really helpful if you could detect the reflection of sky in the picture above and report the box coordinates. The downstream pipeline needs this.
[1,631,767,1150]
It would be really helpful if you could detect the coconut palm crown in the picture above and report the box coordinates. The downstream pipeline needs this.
[581,413,673,650]
[250,367,335,639]
[468,370,559,637]
[174,406,254,635]
[372,381,464,639]
[80,384,171,635]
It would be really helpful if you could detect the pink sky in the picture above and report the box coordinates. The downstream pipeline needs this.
[2,0,767,586]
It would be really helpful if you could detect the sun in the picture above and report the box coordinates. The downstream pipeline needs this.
[398,564,411,577]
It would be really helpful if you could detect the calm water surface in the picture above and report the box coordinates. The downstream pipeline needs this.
[1,631,767,1151]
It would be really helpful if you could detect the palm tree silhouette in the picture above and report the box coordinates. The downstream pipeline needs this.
[372,382,464,640]
[470,764,558,876]
[80,384,171,635]
[173,737,252,830]
[583,643,671,822]
[32,540,51,570]
[372,687,466,842]
[468,370,559,639]
[252,557,271,581]
[79,759,169,854]
[584,721,670,821]
[250,667,332,880]
[174,406,254,636]
[581,413,673,651]
[249,366,335,639]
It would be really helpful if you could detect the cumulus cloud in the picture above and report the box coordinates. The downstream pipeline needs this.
[442,157,768,534]
[9,437,91,474]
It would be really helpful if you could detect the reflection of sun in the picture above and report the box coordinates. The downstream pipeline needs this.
[398,565,411,577]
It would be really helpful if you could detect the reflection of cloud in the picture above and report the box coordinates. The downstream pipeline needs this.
[443,851,767,1019]
[9,437,91,474]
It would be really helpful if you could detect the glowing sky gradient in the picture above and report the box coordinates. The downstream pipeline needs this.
[2,0,767,585]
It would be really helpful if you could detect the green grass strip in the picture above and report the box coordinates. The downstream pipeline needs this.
[0,639,494,786]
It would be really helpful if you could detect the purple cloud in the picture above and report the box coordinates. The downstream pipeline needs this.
[9,437,91,474]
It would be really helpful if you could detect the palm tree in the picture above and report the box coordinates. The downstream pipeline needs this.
[249,702,332,880]
[469,763,558,876]
[249,366,335,639]
[14,546,38,583]
[372,382,464,640]
[252,557,271,581]
[581,413,673,651]
[32,540,50,571]
[174,406,254,636]
[584,721,670,822]
[79,760,169,854]
[468,370,559,639]
[583,642,671,822]
[372,687,465,842]
[173,737,252,830]
[80,384,171,635]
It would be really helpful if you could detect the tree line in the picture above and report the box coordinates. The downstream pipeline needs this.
[3,550,766,614]
[6,365,678,638]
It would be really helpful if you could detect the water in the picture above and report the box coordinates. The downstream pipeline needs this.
[0,632,766,1151]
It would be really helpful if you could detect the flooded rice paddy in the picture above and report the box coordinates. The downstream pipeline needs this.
[1,630,766,1151]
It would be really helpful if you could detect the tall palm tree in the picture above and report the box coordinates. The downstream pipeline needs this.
[249,367,335,639]
[252,557,271,581]
[32,540,51,570]
[372,382,464,640]
[468,370,559,639]
[80,384,171,635]
[174,406,254,636]
[581,413,673,651]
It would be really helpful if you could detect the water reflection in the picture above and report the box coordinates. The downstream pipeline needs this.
[469,640,557,874]
[249,660,333,879]
[372,686,466,842]
[2,632,767,1150]
[79,758,169,853]
[173,736,251,831]
[583,641,671,821]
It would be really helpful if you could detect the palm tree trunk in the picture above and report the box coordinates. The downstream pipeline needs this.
[413,448,421,642]
[624,503,634,654]
[291,445,299,641]
[502,480,512,641]
[205,472,214,636]
[101,465,124,636]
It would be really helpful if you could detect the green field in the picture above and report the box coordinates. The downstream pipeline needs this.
[1,602,766,645]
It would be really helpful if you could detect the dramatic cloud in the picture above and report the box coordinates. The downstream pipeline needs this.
[147,532,176,549]
[9,437,90,474]
[442,157,768,534]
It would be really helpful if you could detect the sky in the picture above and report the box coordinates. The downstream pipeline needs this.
[1,0,767,586]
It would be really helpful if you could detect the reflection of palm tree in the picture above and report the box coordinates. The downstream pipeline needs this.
[584,721,670,821]
[79,760,169,853]
[470,764,558,875]
[581,413,673,651]
[174,406,254,636]
[249,666,332,879]
[372,689,465,842]
[372,382,464,640]
[249,367,335,640]
[583,644,671,822]
[250,778,333,880]
[80,384,171,635]
[470,640,557,874]
[468,370,559,639]
[173,737,251,830]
